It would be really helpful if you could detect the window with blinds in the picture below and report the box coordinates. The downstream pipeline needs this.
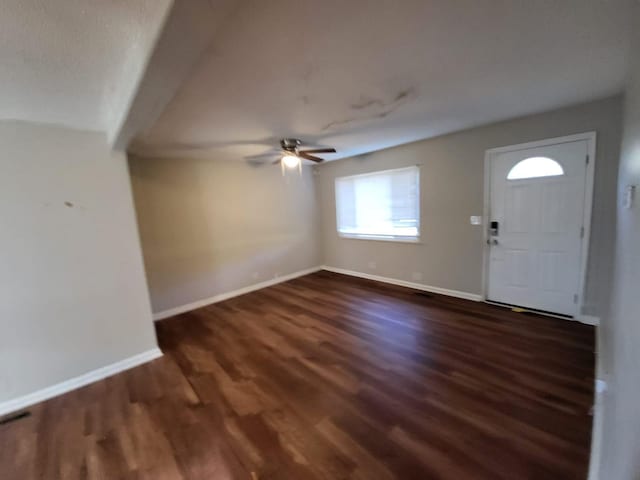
[335,166,420,242]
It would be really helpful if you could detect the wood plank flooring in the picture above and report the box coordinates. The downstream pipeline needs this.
[0,271,595,479]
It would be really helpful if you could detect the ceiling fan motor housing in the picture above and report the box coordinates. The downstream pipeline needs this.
[281,138,301,152]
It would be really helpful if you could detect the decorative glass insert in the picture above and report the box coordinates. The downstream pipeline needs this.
[507,157,564,180]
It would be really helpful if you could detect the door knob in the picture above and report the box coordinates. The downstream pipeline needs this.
[487,238,499,245]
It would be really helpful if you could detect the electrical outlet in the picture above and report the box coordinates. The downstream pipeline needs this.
[368,261,377,270]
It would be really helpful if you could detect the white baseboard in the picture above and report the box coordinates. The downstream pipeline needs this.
[578,315,601,326]
[152,266,323,321]
[0,348,163,417]
[588,324,606,480]
[588,386,605,480]
[321,265,483,302]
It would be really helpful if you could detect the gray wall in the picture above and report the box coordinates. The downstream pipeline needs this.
[597,9,640,478]
[317,96,622,318]
[0,122,158,406]
[129,156,321,314]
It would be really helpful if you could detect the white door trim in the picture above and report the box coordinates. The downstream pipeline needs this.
[482,132,596,318]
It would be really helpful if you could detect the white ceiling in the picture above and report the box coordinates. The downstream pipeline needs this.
[130,0,633,161]
[0,0,171,135]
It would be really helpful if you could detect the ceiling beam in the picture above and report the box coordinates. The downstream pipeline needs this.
[111,0,241,151]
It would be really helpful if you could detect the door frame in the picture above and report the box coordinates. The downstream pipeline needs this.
[481,132,596,319]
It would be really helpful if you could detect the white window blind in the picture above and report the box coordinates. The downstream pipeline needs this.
[335,166,420,241]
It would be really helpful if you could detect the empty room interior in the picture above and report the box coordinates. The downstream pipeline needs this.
[2,1,640,479]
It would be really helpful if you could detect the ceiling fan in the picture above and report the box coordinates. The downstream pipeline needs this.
[273,138,336,169]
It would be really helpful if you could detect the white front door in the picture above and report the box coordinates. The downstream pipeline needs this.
[486,139,590,317]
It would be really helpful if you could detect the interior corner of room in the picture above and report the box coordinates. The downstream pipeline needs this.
[1,1,639,479]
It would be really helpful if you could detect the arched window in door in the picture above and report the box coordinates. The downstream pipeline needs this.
[507,157,564,180]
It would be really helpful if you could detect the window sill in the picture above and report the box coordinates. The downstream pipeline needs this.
[338,233,421,244]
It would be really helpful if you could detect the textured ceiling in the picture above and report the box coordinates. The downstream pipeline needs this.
[131,0,633,162]
[0,0,171,135]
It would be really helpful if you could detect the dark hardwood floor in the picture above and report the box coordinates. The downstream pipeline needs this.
[1,271,595,479]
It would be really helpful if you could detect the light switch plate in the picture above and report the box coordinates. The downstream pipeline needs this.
[470,215,483,225]
[623,185,635,209]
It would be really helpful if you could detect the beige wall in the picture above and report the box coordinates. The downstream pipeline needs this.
[317,96,623,318]
[597,8,640,478]
[129,156,321,314]
[0,121,158,406]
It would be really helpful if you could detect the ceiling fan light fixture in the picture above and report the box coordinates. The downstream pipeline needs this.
[282,154,300,168]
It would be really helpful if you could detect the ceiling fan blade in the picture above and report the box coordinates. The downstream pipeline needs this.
[299,152,324,163]
[245,149,281,161]
[299,148,336,154]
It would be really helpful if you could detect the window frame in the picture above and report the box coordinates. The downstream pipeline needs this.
[334,165,421,243]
